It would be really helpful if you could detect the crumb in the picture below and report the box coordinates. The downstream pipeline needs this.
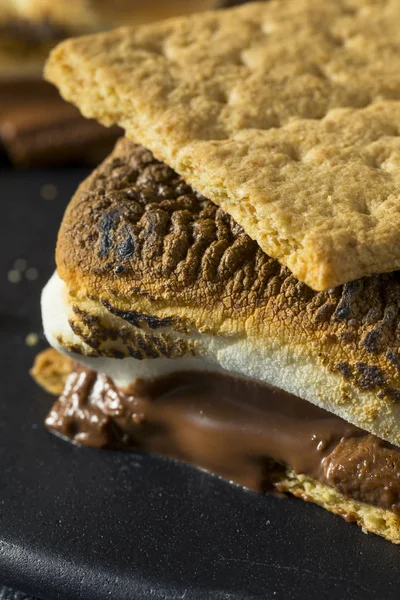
[13,258,27,271]
[26,267,39,281]
[41,184,58,200]
[25,332,39,347]
[8,269,21,283]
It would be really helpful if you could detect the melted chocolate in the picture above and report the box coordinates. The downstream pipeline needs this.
[46,367,400,512]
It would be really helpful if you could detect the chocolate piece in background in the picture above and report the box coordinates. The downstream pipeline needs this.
[0,79,121,167]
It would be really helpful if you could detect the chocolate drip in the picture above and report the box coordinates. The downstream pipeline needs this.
[46,366,400,513]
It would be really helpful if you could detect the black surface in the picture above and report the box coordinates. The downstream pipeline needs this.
[0,586,37,600]
[1,169,400,600]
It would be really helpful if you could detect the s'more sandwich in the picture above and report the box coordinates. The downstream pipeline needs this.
[32,0,400,544]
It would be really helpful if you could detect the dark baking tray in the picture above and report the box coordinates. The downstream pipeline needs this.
[1,168,400,600]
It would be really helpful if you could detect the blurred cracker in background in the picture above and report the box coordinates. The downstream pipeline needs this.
[0,0,225,167]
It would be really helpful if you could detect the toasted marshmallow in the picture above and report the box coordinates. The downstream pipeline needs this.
[43,266,400,455]
[42,270,226,387]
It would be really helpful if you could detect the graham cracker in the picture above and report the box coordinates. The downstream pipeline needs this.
[45,0,400,290]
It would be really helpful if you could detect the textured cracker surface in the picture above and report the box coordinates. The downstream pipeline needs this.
[56,139,400,444]
[46,0,400,290]
[33,347,400,544]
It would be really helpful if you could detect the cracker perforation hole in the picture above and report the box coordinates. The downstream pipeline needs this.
[341,4,359,16]
[261,22,277,34]
[324,30,345,47]
[238,50,256,69]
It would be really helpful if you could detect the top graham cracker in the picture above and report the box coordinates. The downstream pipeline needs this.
[46,0,400,290]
